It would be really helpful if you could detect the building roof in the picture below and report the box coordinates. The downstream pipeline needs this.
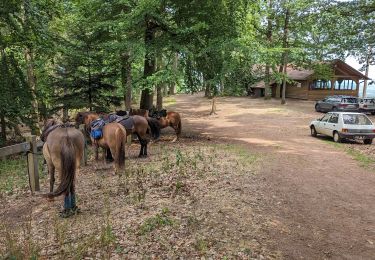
[250,59,370,89]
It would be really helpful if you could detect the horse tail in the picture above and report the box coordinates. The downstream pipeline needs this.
[146,117,161,139]
[116,126,126,169]
[45,136,76,198]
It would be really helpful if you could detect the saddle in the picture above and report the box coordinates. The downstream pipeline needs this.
[106,114,134,130]
[90,118,105,139]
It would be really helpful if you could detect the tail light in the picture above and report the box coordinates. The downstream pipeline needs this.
[373,129,375,133]
[342,128,349,133]
[363,105,368,108]
[339,104,348,107]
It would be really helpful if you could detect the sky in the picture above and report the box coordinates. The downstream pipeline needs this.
[346,56,375,81]
[346,56,375,97]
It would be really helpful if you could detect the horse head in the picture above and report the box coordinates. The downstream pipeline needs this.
[41,119,59,142]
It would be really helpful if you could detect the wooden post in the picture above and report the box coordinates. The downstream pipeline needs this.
[79,124,88,166]
[26,135,40,193]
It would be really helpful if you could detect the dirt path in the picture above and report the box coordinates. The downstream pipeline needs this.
[169,93,375,259]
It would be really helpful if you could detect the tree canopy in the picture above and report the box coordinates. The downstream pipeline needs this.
[0,0,374,143]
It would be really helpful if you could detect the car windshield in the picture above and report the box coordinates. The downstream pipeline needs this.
[342,114,373,125]
[342,98,357,103]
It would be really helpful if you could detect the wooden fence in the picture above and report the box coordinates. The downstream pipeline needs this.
[0,124,88,194]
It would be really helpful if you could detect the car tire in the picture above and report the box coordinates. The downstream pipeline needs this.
[364,139,373,145]
[315,104,321,112]
[371,112,375,115]
[333,131,341,143]
[332,106,338,112]
[310,126,317,137]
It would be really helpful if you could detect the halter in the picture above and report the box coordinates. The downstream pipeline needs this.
[41,123,75,142]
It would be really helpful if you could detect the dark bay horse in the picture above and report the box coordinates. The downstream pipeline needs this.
[41,119,85,217]
[149,109,182,142]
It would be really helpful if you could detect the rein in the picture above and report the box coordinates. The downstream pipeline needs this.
[41,123,75,142]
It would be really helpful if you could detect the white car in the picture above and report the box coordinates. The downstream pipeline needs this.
[310,112,375,144]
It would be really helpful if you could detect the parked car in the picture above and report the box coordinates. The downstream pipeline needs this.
[310,112,375,144]
[359,97,375,115]
[315,95,359,113]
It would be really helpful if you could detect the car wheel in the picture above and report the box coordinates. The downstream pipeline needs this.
[364,139,373,145]
[332,106,338,112]
[371,112,375,115]
[333,131,341,143]
[315,104,321,112]
[310,126,317,137]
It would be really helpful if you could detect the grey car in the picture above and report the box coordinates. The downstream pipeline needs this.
[359,98,375,115]
[315,95,359,113]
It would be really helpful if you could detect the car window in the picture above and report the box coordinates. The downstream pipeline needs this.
[342,98,358,103]
[343,114,373,125]
[321,114,331,122]
[328,113,339,123]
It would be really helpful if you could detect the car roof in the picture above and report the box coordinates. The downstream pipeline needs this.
[329,95,357,97]
[327,112,366,115]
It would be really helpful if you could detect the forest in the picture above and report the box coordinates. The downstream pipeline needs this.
[1,0,374,145]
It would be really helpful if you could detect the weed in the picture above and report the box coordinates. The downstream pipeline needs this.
[139,208,174,235]
[194,237,208,254]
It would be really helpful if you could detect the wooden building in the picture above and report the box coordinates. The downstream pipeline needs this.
[250,60,370,100]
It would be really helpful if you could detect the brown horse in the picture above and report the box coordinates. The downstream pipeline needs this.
[41,119,85,217]
[92,122,127,173]
[76,111,159,157]
[149,109,182,142]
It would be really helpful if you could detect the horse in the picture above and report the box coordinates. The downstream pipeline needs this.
[149,109,182,142]
[129,108,149,117]
[41,119,85,217]
[76,111,159,157]
[91,121,127,173]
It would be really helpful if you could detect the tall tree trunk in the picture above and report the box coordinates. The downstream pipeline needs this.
[362,50,370,98]
[63,85,68,122]
[121,52,132,110]
[281,7,290,105]
[264,0,273,100]
[23,0,40,135]
[169,52,178,95]
[140,18,156,110]
[0,114,6,145]
[24,47,41,134]
[87,47,93,111]
[156,54,163,110]
[204,82,211,97]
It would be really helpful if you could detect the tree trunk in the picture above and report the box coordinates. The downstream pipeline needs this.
[204,81,211,97]
[275,65,283,99]
[24,47,41,134]
[121,52,132,110]
[63,85,68,122]
[156,54,163,110]
[210,97,217,115]
[264,0,273,100]
[281,7,290,105]
[0,114,6,145]
[140,18,156,110]
[169,52,178,95]
[362,51,370,98]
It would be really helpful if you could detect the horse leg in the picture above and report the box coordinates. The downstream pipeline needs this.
[49,164,55,193]
[109,146,118,175]
[136,134,144,158]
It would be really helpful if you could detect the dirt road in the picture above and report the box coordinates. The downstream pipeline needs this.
[170,93,375,259]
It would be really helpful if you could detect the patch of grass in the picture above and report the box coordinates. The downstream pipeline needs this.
[215,144,259,166]
[324,140,375,168]
[194,237,208,254]
[346,147,375,167]
[0,155,45,194]
[139,208,174,235]
[163,97,177,106]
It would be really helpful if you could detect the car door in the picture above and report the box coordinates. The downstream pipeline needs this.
[315,114,331,135]
[325,113,339,137]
